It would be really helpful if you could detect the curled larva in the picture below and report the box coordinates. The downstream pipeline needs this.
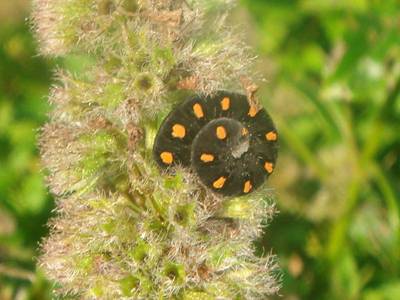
[153,91,278,196]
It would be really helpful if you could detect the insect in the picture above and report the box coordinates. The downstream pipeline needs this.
[153,91,278,196]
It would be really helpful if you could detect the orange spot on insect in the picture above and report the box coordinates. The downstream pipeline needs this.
[216,126,227,140]
[242,127,249,136]
[193,103,204,119]
[264,162,274,174]
[160,152,173,165]
[213,176,226,189]
[221,97,230,111]
[171,124,186,139]
[243,180,252,193]
[266,131,277,141]
[200,153,215,163]
[248,105,258,117]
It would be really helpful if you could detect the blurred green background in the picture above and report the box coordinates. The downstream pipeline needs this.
[0,1,54,299]
[0,0,399,299]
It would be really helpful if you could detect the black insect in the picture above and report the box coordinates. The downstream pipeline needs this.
[153,91,278,196]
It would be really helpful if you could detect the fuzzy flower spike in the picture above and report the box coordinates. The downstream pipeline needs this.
[32,0,280,298]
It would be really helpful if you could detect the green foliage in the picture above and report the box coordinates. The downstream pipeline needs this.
[0,20,53,299]
[243,0,400,299]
